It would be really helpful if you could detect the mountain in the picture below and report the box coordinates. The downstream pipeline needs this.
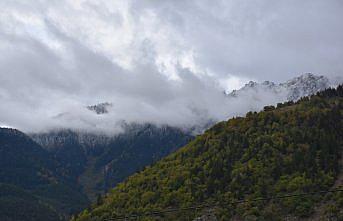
[31,124,193,201]
[29,73,340,204]
[30,130,110,180]
[74,85,343,221]
[0,128,89,221]
[228,73,333,101]
[87,102,112,115]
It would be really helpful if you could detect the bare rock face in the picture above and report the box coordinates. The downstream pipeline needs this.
[87,102,112,114]
[228,73,336,102]
[281,73,330,101]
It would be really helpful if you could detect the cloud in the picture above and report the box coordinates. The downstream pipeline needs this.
[0,0,342,133]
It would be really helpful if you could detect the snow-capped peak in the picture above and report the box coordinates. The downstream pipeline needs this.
[228,73,335,101]
[280,73,330,100]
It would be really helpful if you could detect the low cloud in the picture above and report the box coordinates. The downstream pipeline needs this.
[0,0,342,133]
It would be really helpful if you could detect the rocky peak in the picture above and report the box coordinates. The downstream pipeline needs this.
[228,73,334,101]
[87,102,112,114]
[281,73,330,100]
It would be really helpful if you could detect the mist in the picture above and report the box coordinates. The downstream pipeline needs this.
[0,0,342,134]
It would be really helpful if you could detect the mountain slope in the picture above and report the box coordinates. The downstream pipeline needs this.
[0,128,89,221]
[31,124,192,201]
[0,183,61,221]
[75,85,343,221]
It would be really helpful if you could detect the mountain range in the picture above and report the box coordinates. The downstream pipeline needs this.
[31,124,192,201]
[80,73,341,133]
[73,85,343,221]
[28,74,343,203]
[227,73,341,105]
[0,73,342,221]
[0,124,192,221]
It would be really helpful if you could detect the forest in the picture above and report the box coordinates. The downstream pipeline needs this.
[74,85,343,221]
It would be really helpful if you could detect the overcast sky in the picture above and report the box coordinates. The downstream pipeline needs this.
[0,0,342,133]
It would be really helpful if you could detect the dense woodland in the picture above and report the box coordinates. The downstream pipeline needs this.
[31,125,192,201]
[0,118,191,221]
[74,85,343,221]
[0,128,89,221]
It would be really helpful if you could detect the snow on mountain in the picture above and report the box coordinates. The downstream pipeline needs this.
[281,73,330,100]
[228,73,336,101]
[45,73,341,135]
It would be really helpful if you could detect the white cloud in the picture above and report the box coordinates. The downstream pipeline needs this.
[0,0,342,133]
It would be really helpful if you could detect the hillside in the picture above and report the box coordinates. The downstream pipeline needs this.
[0,128,89,221]
[74,86,343,221]
[0,183,61,221]
[31,124,192,201]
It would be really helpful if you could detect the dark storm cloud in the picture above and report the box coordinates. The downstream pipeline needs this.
[0,0,342,133]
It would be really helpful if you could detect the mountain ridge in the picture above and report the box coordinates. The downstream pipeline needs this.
[228,73,334,101]
[30,123,193,201]
[29,73,342,204]
[73,85,343,221]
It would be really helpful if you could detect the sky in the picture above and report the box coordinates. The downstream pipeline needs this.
[0,0,342,133]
